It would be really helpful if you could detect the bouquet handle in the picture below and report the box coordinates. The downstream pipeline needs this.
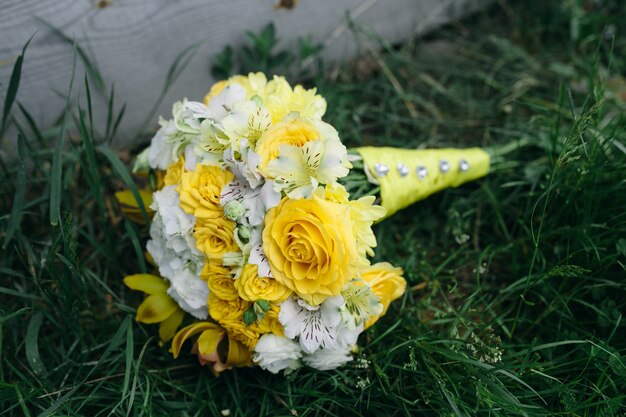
[355,147,490,218]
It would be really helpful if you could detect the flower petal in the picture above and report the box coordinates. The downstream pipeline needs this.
[158,308,185,341]
[124,274,169,295]
[136,293,178,324]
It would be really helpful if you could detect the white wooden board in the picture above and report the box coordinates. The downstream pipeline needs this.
[0,0,491,153]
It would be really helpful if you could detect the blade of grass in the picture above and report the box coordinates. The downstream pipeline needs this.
[1,33,35,139]
[133,42,200,142]
[3,134,28,249]
[25,312,47,377]
[96,144,149,224]
[34,17,106,95]
[49,42,77,226]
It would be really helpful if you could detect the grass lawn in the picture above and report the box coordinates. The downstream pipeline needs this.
[1,1,626,416]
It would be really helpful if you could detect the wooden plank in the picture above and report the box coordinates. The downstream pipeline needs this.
[0,0,491,152]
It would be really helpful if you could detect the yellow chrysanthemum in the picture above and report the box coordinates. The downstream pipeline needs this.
[193,217,239,261]
[265,75,326,123]
[235,264,292,302]
[124,274,184,341]
[179,164,234,219]
[323,182,386,260]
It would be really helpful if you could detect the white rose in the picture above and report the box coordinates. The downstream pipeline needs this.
[253,334,303,374]
[303,347,353,371]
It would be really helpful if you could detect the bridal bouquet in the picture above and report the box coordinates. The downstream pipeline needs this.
[118,72,490,374]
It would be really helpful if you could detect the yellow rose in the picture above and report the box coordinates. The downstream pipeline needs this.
[263,193,361,305]
[235,264,292,302]
[255,115,321,172]
[179,164,234,219]
[360,262,406,328]
[221,318,261,350]
[265,75,327,123]
[256,304,284,337]
[208,292,250,322]
[163,156,185,187]
[193,217,238,260]
[201,263,239,301]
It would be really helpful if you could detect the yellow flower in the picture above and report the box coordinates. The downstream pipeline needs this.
[207,293,261,349]
[235,264,292,302]
[163,156,186,187]
[124,274,184,341]
[208,292,250,323]
[193,217,238,261]
[220,318,261,350]
[265,75,326,123]
[203,80,229,105]
[203,73,269,105]
[255,114,320,172]
[359,262,406,328]
[323,183,386,260]
[263,193,361,305]
[115,188,154,225]
[256,304,284,337]
[171,322,251,375]
[201,263,239,300]
[179,164,234,219]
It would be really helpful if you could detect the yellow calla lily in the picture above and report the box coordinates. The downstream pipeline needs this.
[115,189,154,224]
[171,322,252,375]
[124,273,184,342]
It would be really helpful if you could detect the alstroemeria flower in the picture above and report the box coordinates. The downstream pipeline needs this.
[124,274,184,342]
[266,139,351,199]
[279,296,346,353]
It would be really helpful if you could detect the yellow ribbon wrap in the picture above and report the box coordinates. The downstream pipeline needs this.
[355,147,490,218]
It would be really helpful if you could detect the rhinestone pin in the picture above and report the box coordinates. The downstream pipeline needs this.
[397,163,409,177]
[374,163,389,177]
[459,159,470,172]
[416,166,428,179]
[439,159,450,173]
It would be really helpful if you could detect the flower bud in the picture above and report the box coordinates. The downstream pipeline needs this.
[224,200,246,221]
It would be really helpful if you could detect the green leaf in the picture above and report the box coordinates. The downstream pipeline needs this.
[3,134,27,249]
[49,41,78,226]
[1,33,34,138]
[243,308,256,326]
[25,312,47,376]
[97,144,149,224]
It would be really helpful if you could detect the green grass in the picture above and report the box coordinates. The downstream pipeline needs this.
[2,1,626,416]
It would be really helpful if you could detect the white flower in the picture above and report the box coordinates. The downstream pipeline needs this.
[266,138,351,199]
[146,186,208,319]
[221,176,280,228]
[247,226,272,277]
[166,267,209,319]
[151,186,200,258]
[253,334,303,374]
[147,118,179,170]
[206,83,247,121]
[223,140,263,189]
[303,347,353,371]
[279,296,345,353]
